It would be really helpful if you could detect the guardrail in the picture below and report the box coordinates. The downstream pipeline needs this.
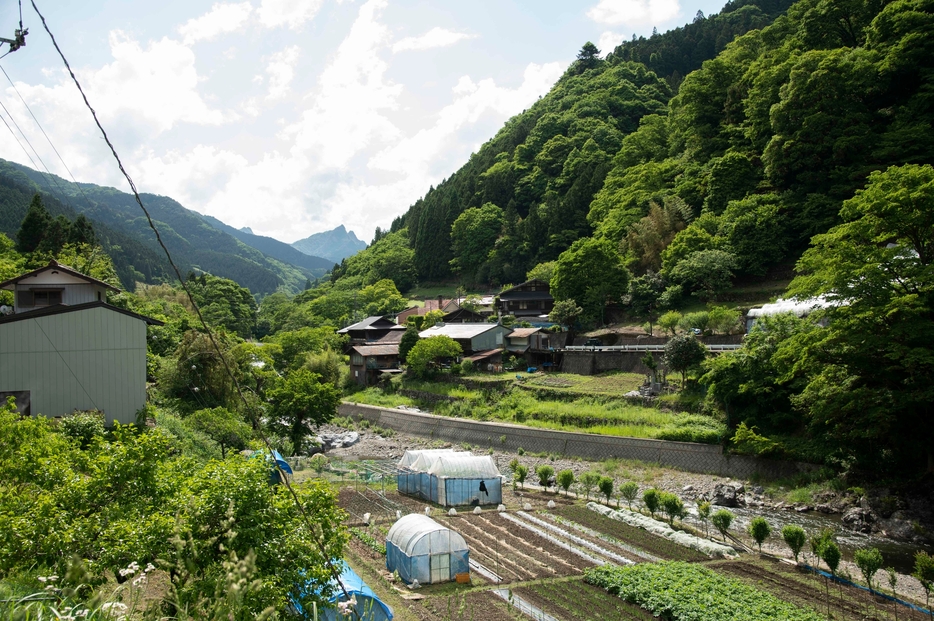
[562,343,742,352]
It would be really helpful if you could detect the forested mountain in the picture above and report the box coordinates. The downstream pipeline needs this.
[291,225,367,264]
[0,161,172,288]
[201,214,332,274]
[0,159,323,295]
[353,0,932,306]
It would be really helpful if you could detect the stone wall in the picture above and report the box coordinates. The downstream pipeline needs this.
[339,402,817,480]
[560,350,660,375]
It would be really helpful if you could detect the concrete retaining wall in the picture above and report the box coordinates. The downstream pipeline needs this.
[560,350,661,375]
[339,402,816,480]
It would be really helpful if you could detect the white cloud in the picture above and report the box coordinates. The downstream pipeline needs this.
[330,61,564,232]
[177,2,253,45]
[392,27,476,53]
[284,0,401,168]
[587,0,680,27]
[258,0,324,29]
[598,31,624,55]
[265,46,300,100]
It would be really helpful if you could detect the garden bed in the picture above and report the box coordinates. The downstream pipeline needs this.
[712,558,930,621]
[419,590,520,621]
[586,561,825,621]
[443,513,586,582]
[552,505,709,562]
[513,579,656,621]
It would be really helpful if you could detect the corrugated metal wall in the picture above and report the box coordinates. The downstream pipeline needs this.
[0,307,147,425]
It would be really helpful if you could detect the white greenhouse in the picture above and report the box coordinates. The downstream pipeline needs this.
[397,451,502,506]
[385,514,469,585]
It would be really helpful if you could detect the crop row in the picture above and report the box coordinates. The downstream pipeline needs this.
[515,579,656,621]
[349,527,386,556]
[554,505,708,562]
[585,561,825,621]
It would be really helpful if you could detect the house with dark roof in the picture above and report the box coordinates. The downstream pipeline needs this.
[0,261,162,425]
[349,343,401,386]
[337,316,406,348]
[496,279,554,318]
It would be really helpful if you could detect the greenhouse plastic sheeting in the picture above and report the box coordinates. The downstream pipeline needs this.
[441,476,502,507]
[292,561,393,621]
[397,449,454,469]
[396,472,438,503]
[386,515,469,585]
[424,454,500,478]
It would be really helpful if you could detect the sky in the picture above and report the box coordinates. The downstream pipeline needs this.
[0,0,727,245]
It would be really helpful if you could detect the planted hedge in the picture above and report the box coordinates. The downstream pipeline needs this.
[585,562,824,621]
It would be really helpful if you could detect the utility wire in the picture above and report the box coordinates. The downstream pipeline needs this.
[28,0,358,612]
[0,63,96,209]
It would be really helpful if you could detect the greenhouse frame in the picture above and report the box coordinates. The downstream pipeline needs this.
[396,451,502,507]
[386,514,469,585]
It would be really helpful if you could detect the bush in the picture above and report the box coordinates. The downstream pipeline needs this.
[620,481,639,509]
[514,464,529,488]
[58,410,106,448]
[536,465,555,489]
[459,359,475,374]
[557,469,575,496]
[711,509,734,540]
[781,524,806,563]
[643,488,660,517]
[748,516,771,553]
[660,492,686,525]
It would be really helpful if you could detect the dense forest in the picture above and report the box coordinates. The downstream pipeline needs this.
[334,0,934,476]
[0,159,329,294]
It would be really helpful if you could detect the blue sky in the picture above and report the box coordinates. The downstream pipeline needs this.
[0,0,727,244]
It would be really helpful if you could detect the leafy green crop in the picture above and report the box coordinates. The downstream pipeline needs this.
[586,561,824,621]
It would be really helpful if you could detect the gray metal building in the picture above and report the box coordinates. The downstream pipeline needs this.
[0,261,161,425]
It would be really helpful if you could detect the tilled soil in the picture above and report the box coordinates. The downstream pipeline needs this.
[513,580,656,621]
[713,559,929,621]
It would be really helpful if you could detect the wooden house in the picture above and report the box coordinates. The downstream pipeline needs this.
[349,343,401,386]
[496,279,554,318]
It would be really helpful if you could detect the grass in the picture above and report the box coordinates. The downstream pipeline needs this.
[345,380,726,444]
[523,371,644,396]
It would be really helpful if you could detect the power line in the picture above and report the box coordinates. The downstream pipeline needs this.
[0,63,96,209]
[0,91,79,209]
[28,1,359,611]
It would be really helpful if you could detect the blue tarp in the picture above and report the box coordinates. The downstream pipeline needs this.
[294,562,393,621]
[251,449,293,484]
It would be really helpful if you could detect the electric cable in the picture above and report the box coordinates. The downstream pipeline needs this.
[0,63,97,209]
[28,1,359,612]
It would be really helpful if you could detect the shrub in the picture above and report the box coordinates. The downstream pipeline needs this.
[58,410,106,448]
[536,465,554,489]
[620,481,639,510]
[781,524,806,563]
[460,359,475,374]
[514,464,529,489]
[854,547,884,592]
[642,488,660,517]
[579,471,601,500]
[711,509,734,540]
[557,469,575,496]
[748,516,771,553]
[660,492,685,525]
[598,476,614,504]
[697,501,711,537]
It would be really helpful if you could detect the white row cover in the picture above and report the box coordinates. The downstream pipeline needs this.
[386,514,468,557]
[398,449,454,469]
[746,296,830,318]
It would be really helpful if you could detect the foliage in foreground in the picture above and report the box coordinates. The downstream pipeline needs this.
[585,561,824,621]
[0,399,347,617]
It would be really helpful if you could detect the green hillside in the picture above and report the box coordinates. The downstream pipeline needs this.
[0,159,324,295]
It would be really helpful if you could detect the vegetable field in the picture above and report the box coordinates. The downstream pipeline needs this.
[585,561,826,621]
[554,505,709,562]
[513,579,656,621]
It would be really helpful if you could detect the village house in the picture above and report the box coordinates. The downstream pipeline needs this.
[418,322,512,370]
[0,260,162,424]
[396,297,449,325]
[339,316,406,385]
[337,315,406,347]
[496,279,554,319]
[441,295,496,318]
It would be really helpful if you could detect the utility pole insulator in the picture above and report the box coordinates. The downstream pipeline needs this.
[0,28,27,53]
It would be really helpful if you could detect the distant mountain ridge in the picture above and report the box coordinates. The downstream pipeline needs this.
[292,225,366,264]
[0,158,327,295]
[200,215,332,274]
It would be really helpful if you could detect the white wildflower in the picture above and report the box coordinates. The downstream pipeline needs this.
[37,576,48,583]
